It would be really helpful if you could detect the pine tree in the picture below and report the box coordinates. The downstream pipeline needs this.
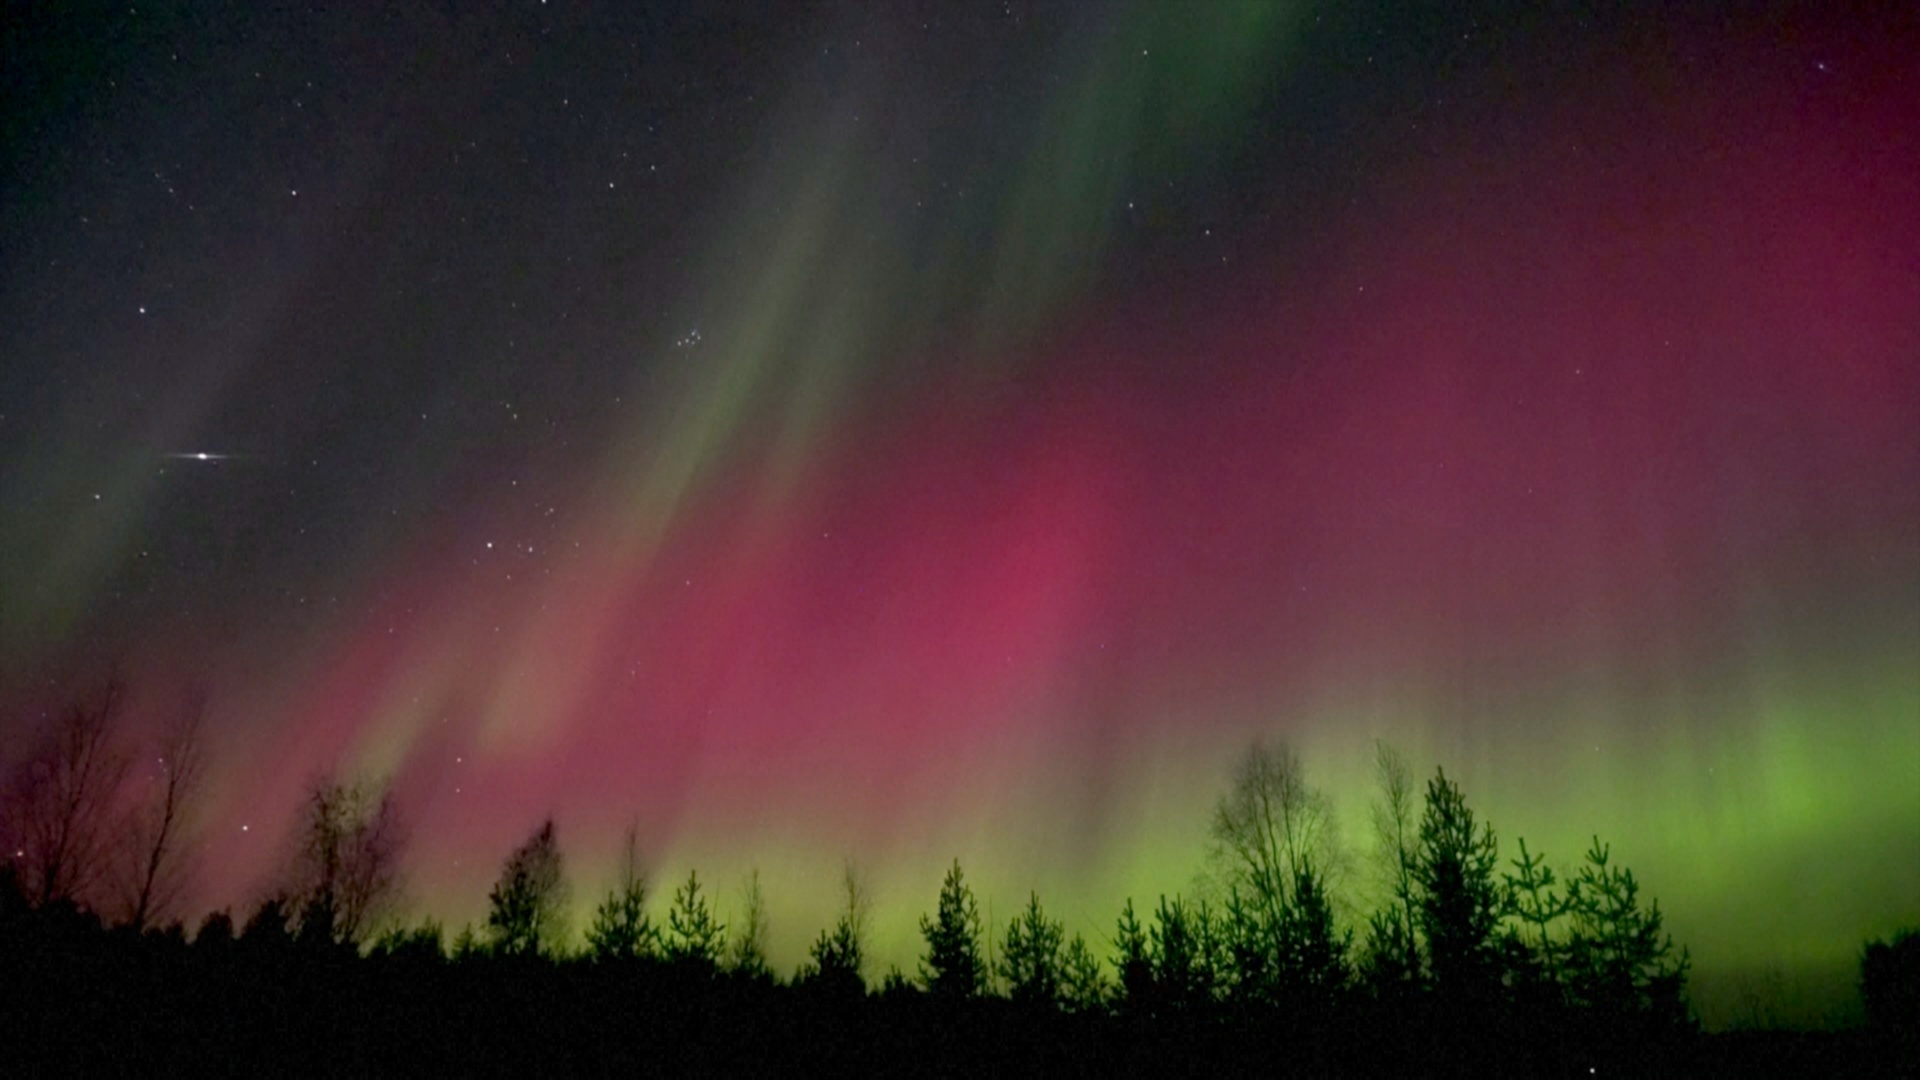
[799,861,867,995]
[1060,932,1111,1013]
[999,891,1067,1007]
[919,858,984,998]
[1276,862,1349,1009]
[584,836,655,962]
[663,869,725,969]
[1150,895,1217,1016]
[1113,897,1156,1013]
[1221,886,1274,1009]
[1502,837,1572,995]
[1415,768,1505,997]
[1563,837,1689,1025]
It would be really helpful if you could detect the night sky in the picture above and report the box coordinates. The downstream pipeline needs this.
[3,1,1916,1026]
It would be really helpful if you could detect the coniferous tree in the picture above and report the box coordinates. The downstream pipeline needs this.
[1502,837,1572,995]
[1562,837,1689,1024]
[1150,895,1217,1017]
[1113,897,1155,1013]
[585,829,654,962]
[999,891,1067,1007]
[487,819,568,957]
[1415,767,1506,998]
[664,869,725,969]
[1359,907,1420,999]
[919,858,984,999]
[1060,932,1111,1013]
[1276,862,1349,1010]
[800,863,867,994]
[1223,885,1278,1010]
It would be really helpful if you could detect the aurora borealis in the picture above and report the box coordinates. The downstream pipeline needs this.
[2,1,1915,1027]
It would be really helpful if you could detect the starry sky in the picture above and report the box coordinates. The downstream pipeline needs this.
[3,1,1916,1027]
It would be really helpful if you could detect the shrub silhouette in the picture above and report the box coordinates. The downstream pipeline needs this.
[1860,928,1919,1043]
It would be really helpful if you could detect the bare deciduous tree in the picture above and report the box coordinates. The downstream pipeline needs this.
[1208,739,1342,928]
[728,867,772,976]
[6,680,132,908]
[286,776,406,945]
[1367,740,1421,978]
[120,688,209,930]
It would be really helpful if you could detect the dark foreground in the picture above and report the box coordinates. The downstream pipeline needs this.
[6,935,1910,1078]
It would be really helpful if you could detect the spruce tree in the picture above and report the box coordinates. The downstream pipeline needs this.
[663,869,725,970]
[1563,837,1689,1025]
[919,858,984,998]
[1414,768,1505,997]
[999,891,1066,1007]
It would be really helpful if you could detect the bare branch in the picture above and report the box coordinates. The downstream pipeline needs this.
[121,687,209,929]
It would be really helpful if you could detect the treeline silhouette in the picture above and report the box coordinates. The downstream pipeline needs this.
[3,682,1915,1075]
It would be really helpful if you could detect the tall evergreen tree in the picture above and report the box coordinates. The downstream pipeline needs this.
[1562,837,1689,1024]
[1060,932,1111,1013]
[1150,895,1218,1017]
[999,891,1067,1007]
[1275,862,1350,1009]
[919,858,984,999]
[663,869,725,969]
[1415,767,1506,997]
[1113,897,1155,1013]
[1502,837,1572,995]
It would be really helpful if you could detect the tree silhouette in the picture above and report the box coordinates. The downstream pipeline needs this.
[1149,895,1219,1017]
[585,825,655,962]
[919,858,984,999]
[1275,862,1349,1010]
[1209,740,1341,934]
[486,819,568,957]
[286,776,406,946]
[1368,740,1422,986]
[1562,836,1689,1024]
[1113,897,1155,1013]
[1860,928,1919,1044]
[1059,931,1111,1013]
[1502,837,1573,996]
[727,868,772,978]
[999,891,1067,1007]
[5,680,132,908]
[1414,767,1505,998]
[664,869,725,969]
[119,687,208,930]
[800,861,868,993]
